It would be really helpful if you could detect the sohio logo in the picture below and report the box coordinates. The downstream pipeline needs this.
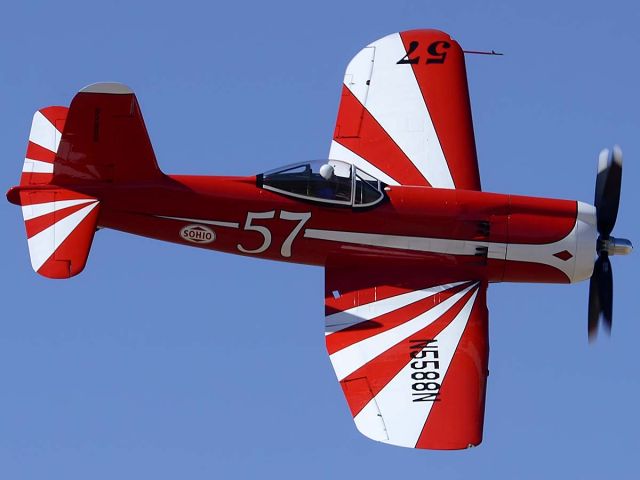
[180,224,215,244]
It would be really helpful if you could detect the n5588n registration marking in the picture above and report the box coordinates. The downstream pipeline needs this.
[410,339,441,402]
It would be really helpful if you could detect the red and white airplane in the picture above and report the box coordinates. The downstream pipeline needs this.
[7,29,632,450]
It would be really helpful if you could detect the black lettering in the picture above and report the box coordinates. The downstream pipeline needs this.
[410,350,427,359]
[409,339,437,350]
[412,392,440,402]
[397,41,420,64]
[410,349,439,360]
[408,339,441,400]
[426,41,451,64]
[397,41,451,66]
[424,371,439,380]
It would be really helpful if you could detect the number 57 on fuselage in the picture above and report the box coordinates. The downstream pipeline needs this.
[6,29,632,450]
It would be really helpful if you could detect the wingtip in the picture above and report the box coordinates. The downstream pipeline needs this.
[80,82,133,94]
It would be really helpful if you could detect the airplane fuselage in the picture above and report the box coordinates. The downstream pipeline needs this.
[71,174,597,284]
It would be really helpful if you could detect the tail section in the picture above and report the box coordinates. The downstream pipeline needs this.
[13,104,100,278]
[10,82,165,278]
[10,82,164,278]
[53,82,164,184]
[21,106,68,186]
[19,189,100,278]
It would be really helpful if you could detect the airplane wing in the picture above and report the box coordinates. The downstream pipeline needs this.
[325,261,489,449]
[329,29,481,190]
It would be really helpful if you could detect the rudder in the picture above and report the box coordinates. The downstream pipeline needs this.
[53,82,164,184]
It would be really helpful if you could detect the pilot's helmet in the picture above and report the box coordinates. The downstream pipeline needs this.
[319,163,335,180]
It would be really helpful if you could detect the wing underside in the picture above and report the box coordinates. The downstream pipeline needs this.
[329,29,480,190]
[325,262,489,449]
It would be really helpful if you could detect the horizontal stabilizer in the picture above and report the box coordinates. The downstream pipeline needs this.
[19,189,100,279]
[21,106,68,186]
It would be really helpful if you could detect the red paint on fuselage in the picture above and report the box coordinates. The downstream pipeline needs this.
[68,174,582,284]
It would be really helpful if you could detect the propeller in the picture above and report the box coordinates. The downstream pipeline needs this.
[588,146,633,342]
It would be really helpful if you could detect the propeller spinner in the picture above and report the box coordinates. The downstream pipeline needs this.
[588,146,633,342]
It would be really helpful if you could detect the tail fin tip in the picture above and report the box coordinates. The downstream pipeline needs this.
[80,82,133,94]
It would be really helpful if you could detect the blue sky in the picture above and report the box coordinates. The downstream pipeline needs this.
[1,1,639,478]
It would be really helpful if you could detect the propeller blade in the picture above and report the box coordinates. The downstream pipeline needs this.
[587,270,600,342]
[595,146,622,236]
[597,254,613,334]
[588,254,613,342]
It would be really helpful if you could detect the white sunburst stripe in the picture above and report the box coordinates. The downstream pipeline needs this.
[21,198,97,222]
[28,110,63,154]
[305,228,507,259]
[27,201,99,272]
[345,33,454,188]
[329,141,400,186]
[353,286,479,447]
[342,44,375,108]
[22,158,54,174]
[325,281,467,335]
[329,282,477,381]
[309,220,585,282]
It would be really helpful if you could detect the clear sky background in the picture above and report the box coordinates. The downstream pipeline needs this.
[1,1,638,478]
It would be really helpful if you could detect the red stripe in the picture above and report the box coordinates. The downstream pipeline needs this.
[25,141,56,162]
[339,286,477,418]
[415,282,488,449]
[21,106,65,187]
[327,282,470,355]
[20,172,53,186]
[333,86,430,186]
[38,106,68,134]
[325,262,464,316]
[326,284,418,316]
[24,201,96,238]
[399,31,481,191]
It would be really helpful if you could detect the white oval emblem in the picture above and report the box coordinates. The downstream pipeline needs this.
[180,224,216,244]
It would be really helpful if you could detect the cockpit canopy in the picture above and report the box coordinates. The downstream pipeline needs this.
[258,160,385,207]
